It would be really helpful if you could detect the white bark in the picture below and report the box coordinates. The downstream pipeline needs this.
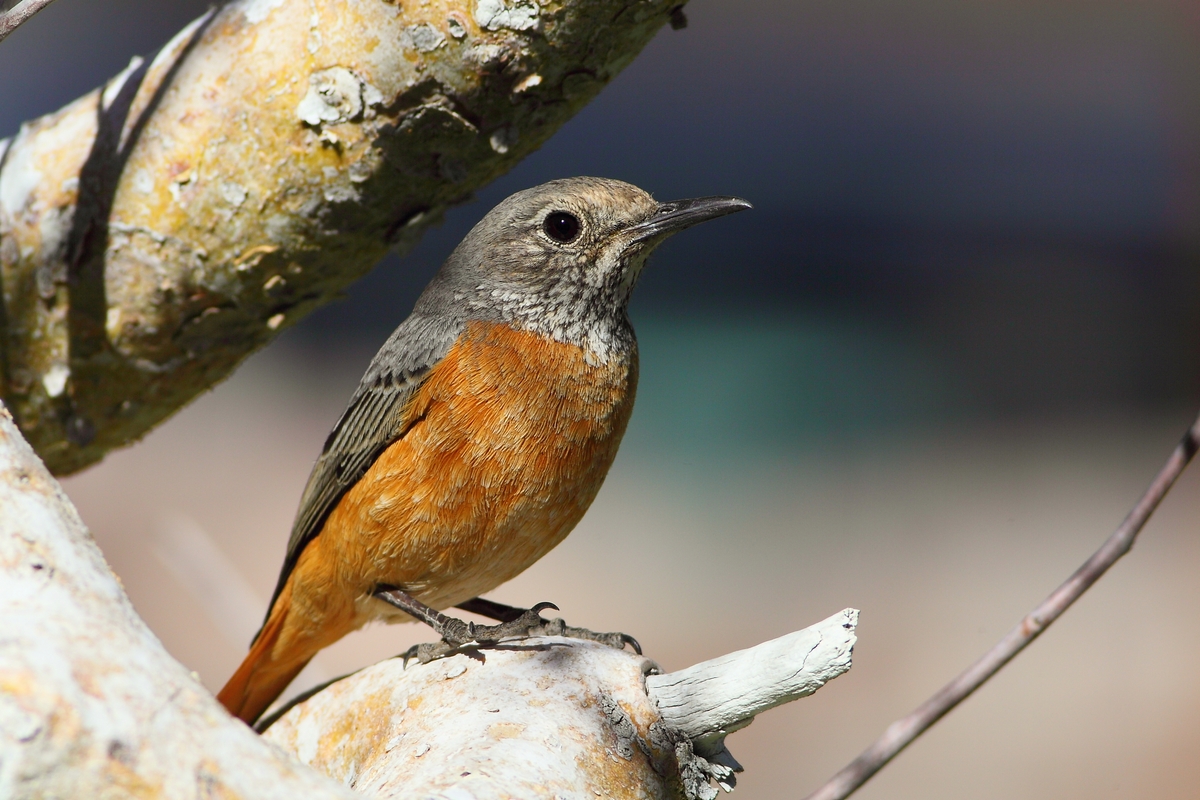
[264,639,676,799]
[0,401,356,799]
[647,609,858,751]
[261,614,858,800]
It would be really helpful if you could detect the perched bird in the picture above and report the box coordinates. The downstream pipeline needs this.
[217,177,750,724]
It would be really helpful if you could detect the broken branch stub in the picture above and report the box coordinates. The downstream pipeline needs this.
[262,611,858,800]
[0,0,684,474]
[647,608,859,751]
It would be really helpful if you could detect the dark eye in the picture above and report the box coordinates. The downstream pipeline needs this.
[543,211,581,243]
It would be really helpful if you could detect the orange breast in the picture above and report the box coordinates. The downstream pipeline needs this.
[292,319,638,628]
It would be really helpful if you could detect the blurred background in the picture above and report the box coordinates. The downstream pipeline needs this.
[5,0,1200,797]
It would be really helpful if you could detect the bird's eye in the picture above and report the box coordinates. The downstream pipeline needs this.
[543,211,581,243]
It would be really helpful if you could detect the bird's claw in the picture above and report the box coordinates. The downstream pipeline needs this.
[458,601,559,645]
[400,640,457,666]
[399,601,558,666]
[539,620,642,655]
[398,598,641,665]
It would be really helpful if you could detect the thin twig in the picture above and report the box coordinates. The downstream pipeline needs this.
[804,412,1200,800]
[0,0,58,44]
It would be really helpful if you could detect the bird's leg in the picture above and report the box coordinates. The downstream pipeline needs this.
[457,595,643,655]
[374,586,473,643]
[374,586,559,663]
[377,588,644,663]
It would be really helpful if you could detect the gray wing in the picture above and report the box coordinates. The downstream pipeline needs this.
[258,314,462,633]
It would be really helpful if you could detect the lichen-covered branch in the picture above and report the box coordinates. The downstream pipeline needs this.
[0,402,358,798]
[0,0,684,474]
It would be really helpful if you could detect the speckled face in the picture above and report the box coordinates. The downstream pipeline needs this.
[457,178,659,359]
[423,176,750,362]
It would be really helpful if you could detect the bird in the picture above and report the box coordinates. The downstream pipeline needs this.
[216,177,750,725]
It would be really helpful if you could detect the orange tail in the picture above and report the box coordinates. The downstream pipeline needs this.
[217,599,313,725]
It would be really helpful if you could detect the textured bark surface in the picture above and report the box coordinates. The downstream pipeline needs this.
[265,640,683,799]
[262,615,857,800]
[0,401,358,799]
[646,609,858,753]
[0,0,682,474]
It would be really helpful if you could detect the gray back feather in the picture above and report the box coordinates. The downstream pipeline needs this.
[259,311,463,631]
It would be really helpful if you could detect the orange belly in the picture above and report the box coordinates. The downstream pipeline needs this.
[283,319,638,637]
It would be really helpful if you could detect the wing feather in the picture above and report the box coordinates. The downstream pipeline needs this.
[256,315,461,635]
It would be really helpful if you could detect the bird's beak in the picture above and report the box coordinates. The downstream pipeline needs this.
[626,195,752,243]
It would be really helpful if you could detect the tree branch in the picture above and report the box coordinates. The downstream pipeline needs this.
[0,0,58,44]
[803,411,1200,800]
[261,611,858,800]
[0,400,358,798]
[647,609,857,752]
[0,0,684,474]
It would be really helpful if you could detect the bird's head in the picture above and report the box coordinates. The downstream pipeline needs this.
[423,177,750,357]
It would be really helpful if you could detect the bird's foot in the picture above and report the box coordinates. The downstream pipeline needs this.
[377,587,559,664]
[457,596,642,655]
[378,588,642,664]
[532,616,642,654]
[393,602,559,665]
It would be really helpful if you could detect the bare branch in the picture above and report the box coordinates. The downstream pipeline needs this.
[0,0,58,44]
[803,411,1200,800]
[647,609,857,751]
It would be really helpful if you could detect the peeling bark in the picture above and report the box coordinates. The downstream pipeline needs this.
[0,0,683,474]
